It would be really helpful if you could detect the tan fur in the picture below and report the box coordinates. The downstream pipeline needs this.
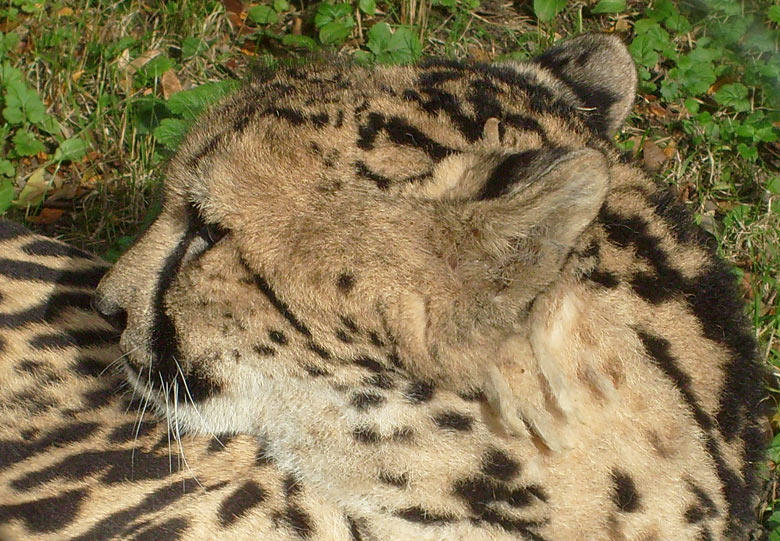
[0,34,766,540]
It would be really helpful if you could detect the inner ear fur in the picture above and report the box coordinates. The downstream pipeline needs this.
[532,33,637,136]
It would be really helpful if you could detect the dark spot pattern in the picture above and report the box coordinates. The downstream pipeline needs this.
[405,381,435,403]
[481,447,521,481]
[21,239,94,259]
[433,411,473,432]
[395,506,455,525]
[132,517,189,541]
[379,470,409,488]
[611,469,641,512]
[269,330,288,345]
[218,480,268,526]
[337,273,355,292]
[0,488,87,533]
[350,391,386,410]
[352,425,381,444]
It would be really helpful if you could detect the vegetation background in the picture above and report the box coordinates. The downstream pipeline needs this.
[0,0,777,533]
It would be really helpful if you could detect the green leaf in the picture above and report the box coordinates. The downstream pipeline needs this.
[767,176,780,195]
[273,0,289,11]
[319,20,354,45]
[0,159,14,177]
[0,31,19,57]
[3,79,46,124]
[281,34,317,51]
[153,117,192,150]
[314,3,353,28]
[366,22,392,55]
[629,35,658,68]
[366,25,421,65]
[684,98,699,114]
[181,36,208,58]
[166,80,241,119]
[0,178,14,213]
[591,0,625,14]
[37,114,60,135]
[533,0,566,22]
[11,130,45,156]
[359,0,376,15]
[769,5,780,25]
[248,5,278,25]
[714,83,750,112]
[134,54,173,84]
[53,137,89,162]
[664,11,690,33]
[736,143,757,161]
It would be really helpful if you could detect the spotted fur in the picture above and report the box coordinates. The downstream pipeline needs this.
[0,34,768,540]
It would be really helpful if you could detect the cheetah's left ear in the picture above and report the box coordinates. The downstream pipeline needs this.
[532,33,637,136]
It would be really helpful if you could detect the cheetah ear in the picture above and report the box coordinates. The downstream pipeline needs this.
[454,148,608,308]
[532,33,637,136]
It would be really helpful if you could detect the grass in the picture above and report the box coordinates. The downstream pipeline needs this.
[0,0,778,531]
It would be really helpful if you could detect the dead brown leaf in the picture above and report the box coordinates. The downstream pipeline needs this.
[161,69,182,99]
[648,104,669,118]
[643,140,668,171]
[57,7,74,16]
[292,17,303,35]
[26,208,65,225]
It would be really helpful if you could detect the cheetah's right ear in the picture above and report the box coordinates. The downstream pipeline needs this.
[531,33,637,136]
[451,147,608,310]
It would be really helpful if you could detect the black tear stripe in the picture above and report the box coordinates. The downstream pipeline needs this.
[0,291,94,329]
[0,258,106,287]
[149,205,220,402]
[249,271,312,338]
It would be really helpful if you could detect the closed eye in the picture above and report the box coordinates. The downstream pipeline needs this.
[187,202,229,258]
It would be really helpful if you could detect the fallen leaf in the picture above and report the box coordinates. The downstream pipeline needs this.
[57,7,74,16]
[663,142,676,158]
[221,0,245,15]
[26,208,64,225]
[15,167,49,207]
[161,69,182,99]
[292,17,303,35]
[118,48,162,77]
[613,18,631,32]
[71,70,84,83]
[648,104,668,118]
[642,140,668,171]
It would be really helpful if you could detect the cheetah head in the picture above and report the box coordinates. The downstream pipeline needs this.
[94,34,636,437]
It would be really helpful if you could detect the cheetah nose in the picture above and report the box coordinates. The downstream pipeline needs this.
[92,294,128,331]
